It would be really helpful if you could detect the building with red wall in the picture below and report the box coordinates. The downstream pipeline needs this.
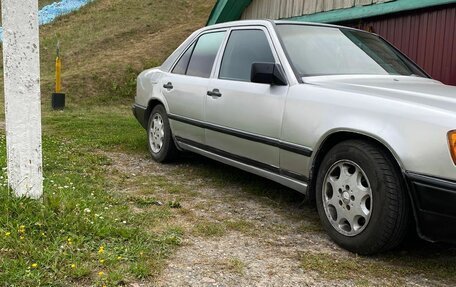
[208,0,456,85]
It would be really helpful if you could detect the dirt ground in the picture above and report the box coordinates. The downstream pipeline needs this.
[105,151,456,287]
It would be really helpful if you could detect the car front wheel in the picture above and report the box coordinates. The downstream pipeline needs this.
[147,105,178,163]
[316,140,410,255]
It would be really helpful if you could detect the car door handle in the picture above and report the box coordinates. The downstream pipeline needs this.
[163,82,174,90]
[207,89,222,98]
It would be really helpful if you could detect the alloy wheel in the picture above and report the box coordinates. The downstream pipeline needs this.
[149,113,165,154]
[322,160,373,237]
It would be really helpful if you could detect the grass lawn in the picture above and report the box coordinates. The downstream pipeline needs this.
[0,106,185,285]
[3,106,455,286]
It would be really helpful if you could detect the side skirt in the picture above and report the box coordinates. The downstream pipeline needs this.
[175,136,309,194]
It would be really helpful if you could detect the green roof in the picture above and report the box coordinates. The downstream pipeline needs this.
[207,0,252,26]
[207,0,456,25]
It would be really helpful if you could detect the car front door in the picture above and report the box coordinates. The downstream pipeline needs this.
[205,27,288,168]
[162,30,226,144]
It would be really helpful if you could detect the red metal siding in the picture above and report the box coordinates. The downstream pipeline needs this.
[345,4,456,86]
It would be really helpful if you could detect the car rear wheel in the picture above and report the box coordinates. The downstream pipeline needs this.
[147,105,178,163]
[316,140,410,255]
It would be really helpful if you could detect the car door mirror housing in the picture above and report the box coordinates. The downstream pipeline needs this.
[251,63,287,86]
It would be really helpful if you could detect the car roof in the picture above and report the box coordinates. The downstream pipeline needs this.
[160,20,373,73]
[274,20,355,30]
[204,19,363,32]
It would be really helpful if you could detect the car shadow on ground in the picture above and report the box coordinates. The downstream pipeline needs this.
[171,152,456,260]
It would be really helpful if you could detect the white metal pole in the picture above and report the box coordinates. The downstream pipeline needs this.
[1,0,43,199]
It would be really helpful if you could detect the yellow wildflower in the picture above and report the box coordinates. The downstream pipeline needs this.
[98,271,104,276]
[98,246,104,254]
[20,236,24,240]
[117,256,122,260]
[71,264,76,269]
[31,263,38,268]
[99,259,105,264]
[5,232,11,237]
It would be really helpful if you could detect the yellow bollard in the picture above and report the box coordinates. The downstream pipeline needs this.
[52,41,65,110]
[55,56,62,93]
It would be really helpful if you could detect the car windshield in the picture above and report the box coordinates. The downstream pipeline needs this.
[276,24,427,78]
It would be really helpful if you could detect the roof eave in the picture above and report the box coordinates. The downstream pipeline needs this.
[207,0,456,26]
[283,0,456,23]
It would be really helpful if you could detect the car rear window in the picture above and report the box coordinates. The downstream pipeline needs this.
[186,31,226,78]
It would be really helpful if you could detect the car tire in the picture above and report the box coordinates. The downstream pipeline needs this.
[315,140,410,255]
[147,105,178,163]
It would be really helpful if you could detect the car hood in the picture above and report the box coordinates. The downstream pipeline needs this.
[303,75,456,114]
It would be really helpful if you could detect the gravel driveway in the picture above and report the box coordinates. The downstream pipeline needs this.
[106,151,456,287]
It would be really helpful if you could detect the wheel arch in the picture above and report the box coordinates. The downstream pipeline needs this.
[308,130,405,204]
[145,98,167,126]
[307,130,422,238]
[144,98,183,153]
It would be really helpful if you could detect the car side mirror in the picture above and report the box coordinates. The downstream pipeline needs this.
[251,62,287,86]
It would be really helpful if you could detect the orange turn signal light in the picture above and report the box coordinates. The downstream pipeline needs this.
[448,131,456,164]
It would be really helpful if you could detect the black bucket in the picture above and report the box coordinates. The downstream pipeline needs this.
[52,93,65,110]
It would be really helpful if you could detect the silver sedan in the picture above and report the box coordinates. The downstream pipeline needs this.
[133,20,456,255]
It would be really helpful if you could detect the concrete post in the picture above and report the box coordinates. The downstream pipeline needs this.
[1,0,43,199]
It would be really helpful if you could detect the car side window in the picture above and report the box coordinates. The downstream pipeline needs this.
[219,29,275,82]
[186,31,226,78]
[172,42,195,75]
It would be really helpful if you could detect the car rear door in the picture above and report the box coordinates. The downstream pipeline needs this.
[161,30,226,145]
[205,27,288,168]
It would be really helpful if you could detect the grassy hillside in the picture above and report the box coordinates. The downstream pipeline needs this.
[1,0,215,107]
[41,0,214,106]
